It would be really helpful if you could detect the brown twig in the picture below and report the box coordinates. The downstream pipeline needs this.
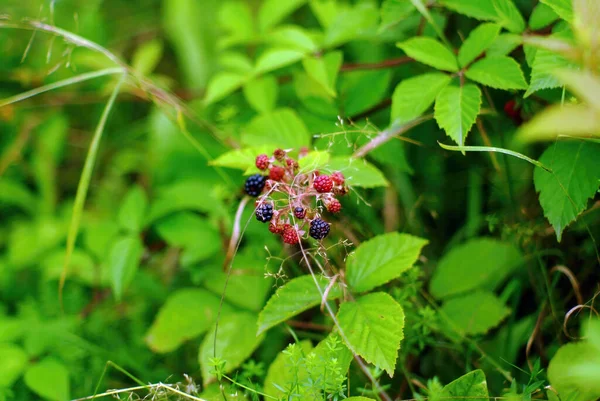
[340,56,413,72]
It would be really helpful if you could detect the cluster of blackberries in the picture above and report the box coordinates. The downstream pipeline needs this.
[243,148,348,245]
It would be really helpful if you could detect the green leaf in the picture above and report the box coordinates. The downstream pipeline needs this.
[380,0,416,32]
[254,48,306,75]
[243,75,278,113]
[109,235,144,301]
[263,340,313,398]
[323,3,379,48]
[155,212,220,265]
[267,26,319,53]
[429,238,523,299]
[434,84,482,146]
[258,0,307,32]
[540,0,573,22]
[517,104,600,142]
[439,0,497,20]
[145,289,231,353]
[391,73,452,124]
[529,3,559,30]
[442,370,489,401]
[548,342,600,401]
[302,51,343,97]
[492,0,525,33]
[341,70,392,117]
[346,232,428,293]
[204,72,247,105]
[132,39,163,76]
[534,141,600,241]
[199,312,265,385]
[0,344,28,388]
[218,1,255,48]
[257,275,343,334]
[458,23,501,67]
[346,398,377,401]
[24,358,70,401]
[525,48,573,97]
[117,185,147,233]
[466,56,527,90]
[397,37,458,72]
[242,108,311,150]
[440,290,510,336]
[325,157,389,188]
[298,151,330,172]
[487,33,522,57]
[211,146,272,171]
[337,292,405,376]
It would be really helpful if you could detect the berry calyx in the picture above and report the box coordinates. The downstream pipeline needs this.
[255,154,269,170]
[269,166,285,181]
[331,171,345,186]
[244,174,267,197]
[294,207,306,219]
[255,203,274,223]
[309,218,330,240]
[327,198,342,214]
[314,175,333,193]
[282,224,300,245]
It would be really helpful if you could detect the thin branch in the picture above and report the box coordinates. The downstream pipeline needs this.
[341,56,413,72]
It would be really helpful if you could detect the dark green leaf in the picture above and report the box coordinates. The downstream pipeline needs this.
[440,290,510,335]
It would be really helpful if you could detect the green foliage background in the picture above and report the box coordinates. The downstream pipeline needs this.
[0,0,599,400]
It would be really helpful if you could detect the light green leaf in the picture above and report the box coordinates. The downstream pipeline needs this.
[529,3,559,30]
[492,0,525,33]
[346,232,428,293]
[267,25,319,53]
[342,70,392,117]
[109,235,144,301]
[466,56,527,90]
[487,33,522,57]
[24,358,70,401]
[458,23,501,67]
[218,1,255,48]
[145,289,231,353]
[132,39,163,76]
[534,141,600,242]
[548,342,600,401]
[434,84,482,146]
[553,68,600,110]
[204,72,247,106]
[517,104,600,142]
[258,0,307,32]
[380,0,416,32]
[337,292,405,376]
[0,344,28,388]
[302,51,343,97]
[323,3,379,48]
[440,290,510,335]
[298,151,330,172]
[391,73,452,124]
[397,37,458,72]
[242,108,311,150]
[254,48,306,74]
[439,0,497,20]
[540,0,574,22]
[442,370,489,401]
[409,0,448,42]
[573,0,600,49]
[429,238,523,299]
[211,146,273,171]
[199,312,265,384]
[326,157,388,188]
[117,185,147,233]
[346,398,377,401]
[525,48,572,97]
[263,341,313,398]
[257,275,343,335]
[243,75,278,113]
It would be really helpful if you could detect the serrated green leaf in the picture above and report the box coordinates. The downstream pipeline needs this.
[109,235,144,301]
[492,0,525,33]
[534,141,600,241]
[204,72,247,106]
[346,232,428,293]
[243,75,278,113]
[430,238,523,299]
[257,275,343,334]
[0,344,28,388]
[211,146,272,171]
[325,157,388,188]
[529,3,559,30]
[548,342,600,401]
[242,108,311,150]
[145,289,232,353]
[298,151,330,172]
[258,0,307,32]
[517,104,600,142]
[199,312,265,384]
[440,290,510,335]
[391,73,452,124]
[302,51,343,97]
[459,23,501,67]
[24,358,70,401]
[540,0,573,22]
[434,84,482,146]
[397,37,458,72]
[380,0,416,32]
[439,0,497,20]
[337,292,405,376]
[525,48,572,97]
[487,33,522,57]
[466,56,527,90]
[254,48,306,75]
[117,185,147,233]
[442,370,489,401]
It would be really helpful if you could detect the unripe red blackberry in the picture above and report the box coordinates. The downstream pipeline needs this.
[313,175,333,193]
[286,159,299,170]
[309,218,330,240]
[244,174,267,197]
[327,198,342,214]
[255,154,269,170]
[331,171,345,186]
[274,148,286,161]
[255,203,274,222]
[293,207,306,219]
[282,224,299,245]
[269,223,283,234]
[269,166,285,181]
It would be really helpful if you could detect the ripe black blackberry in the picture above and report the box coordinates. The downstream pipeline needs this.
[293,207,306,219]
[255,203,274,223]
[244,174,266,197]
[309,218,330,240]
